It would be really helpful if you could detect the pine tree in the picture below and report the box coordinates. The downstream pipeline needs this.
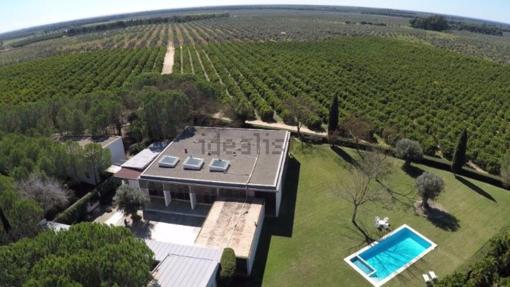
[452,129,468,174]
[328,95,339,135]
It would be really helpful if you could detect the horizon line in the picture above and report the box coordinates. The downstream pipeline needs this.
[1,3,509,36]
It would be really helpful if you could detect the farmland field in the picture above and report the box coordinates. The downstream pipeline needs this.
[1,8,510,172]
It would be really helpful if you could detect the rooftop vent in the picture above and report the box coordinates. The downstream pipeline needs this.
[159,155,179,168]
[209,159,230,172]
[183,156,204,170]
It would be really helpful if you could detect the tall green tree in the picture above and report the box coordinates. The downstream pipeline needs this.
[451,129,468,174]
[0,175,43,245]
[142,91,191,140]
[82,144,111,185]
[0,223,154,287]
[328,95,339,135]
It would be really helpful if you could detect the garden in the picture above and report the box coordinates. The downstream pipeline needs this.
[249,141,510,286]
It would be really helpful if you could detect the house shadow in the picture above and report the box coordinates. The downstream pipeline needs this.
[455,175,496,202]
[402,164,424,178]
[330,145,358,167]
[424,207,460,232]
[233,156,300,287]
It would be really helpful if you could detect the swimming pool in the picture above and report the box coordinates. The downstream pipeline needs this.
[345,225,437,287]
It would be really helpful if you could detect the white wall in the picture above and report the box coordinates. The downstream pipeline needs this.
[247,204,265,275]
[105,137,126,165]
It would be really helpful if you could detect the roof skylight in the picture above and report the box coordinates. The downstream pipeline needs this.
[209,159,230,172]
[183,156,204,170]
[159,155,180,168]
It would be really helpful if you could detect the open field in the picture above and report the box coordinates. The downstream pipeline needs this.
[249,142,510,286]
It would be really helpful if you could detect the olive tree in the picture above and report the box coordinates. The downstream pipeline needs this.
[416,172,445,210]
[395,138,423,167]
[114,185,149,221]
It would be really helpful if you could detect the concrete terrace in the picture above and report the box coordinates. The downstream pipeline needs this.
[195,200,264,259]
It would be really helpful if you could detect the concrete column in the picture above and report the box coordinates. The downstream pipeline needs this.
[189,186,197,210]
[140,187,149,197]
[163,190,172,206]
[190,192,197,210]
[275,190,282,217]
[216,188,220,199]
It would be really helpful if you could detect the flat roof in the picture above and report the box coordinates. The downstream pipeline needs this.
[141,126,290,190]
[122,148,161,171]
[195,200,264,258]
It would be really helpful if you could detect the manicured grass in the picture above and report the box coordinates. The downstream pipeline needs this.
[258,141,510,287]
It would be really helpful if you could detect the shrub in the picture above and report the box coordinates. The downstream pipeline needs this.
[395,138,423,166]
[219,248,237,287]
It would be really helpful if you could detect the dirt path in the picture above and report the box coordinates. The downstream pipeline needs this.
[467,160,489,174]
[245,120,327,137]
[161,42,175,75]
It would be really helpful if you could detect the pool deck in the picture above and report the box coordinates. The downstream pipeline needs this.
[344,224,437,287]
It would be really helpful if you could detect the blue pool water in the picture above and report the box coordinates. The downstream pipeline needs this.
[350,227,432,282]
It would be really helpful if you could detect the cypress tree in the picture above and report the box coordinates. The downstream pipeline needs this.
[452,129,468,174]
[328,95,339,135]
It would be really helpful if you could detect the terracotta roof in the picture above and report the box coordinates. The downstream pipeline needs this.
[114,168,142,180]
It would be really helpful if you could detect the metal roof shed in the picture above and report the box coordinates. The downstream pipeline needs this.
[146,240,222,287]
[152,254,219,287]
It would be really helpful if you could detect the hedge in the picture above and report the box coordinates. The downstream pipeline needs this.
[245,122,508,190]
[218,248,237,287]
[54,176,120,224]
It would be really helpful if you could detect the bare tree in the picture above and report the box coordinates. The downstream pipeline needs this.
[333,150,390,243]
[17,174,70,216]
[341,114,374,159]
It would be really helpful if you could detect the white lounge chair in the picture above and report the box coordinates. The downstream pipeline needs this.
[422,274,432,285]
[374,216,381,228]
[429,271,438,282]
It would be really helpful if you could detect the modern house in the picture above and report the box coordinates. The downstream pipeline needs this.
[113,126,290,276]
[137,126,290,217]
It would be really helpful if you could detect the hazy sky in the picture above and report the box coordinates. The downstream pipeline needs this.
[1,0,509,33]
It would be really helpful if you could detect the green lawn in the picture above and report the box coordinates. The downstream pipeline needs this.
[256,141,510,287]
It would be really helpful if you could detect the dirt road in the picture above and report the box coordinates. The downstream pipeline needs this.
[161,43,175,75]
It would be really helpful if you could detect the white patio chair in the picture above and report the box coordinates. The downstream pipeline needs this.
[429,271,438,282]
[422,274,432,285]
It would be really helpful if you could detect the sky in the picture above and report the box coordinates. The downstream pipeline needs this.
[1,0,509,34]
